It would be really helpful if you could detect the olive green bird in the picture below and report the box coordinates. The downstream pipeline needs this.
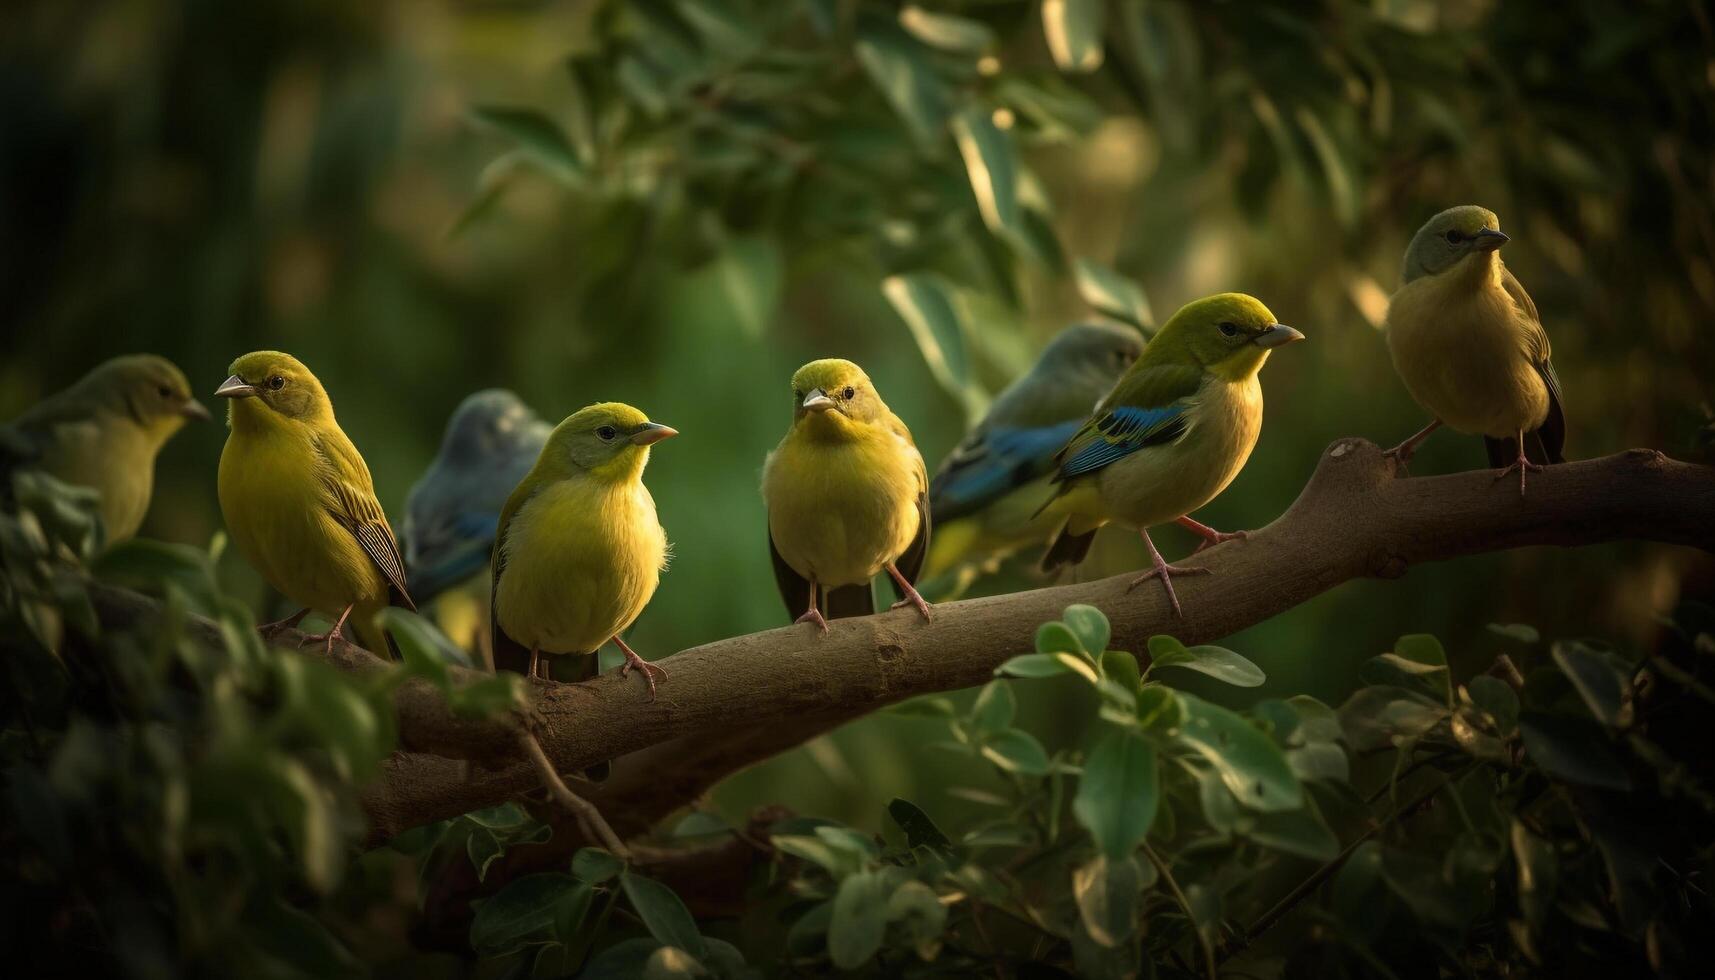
[216,352,414,655]
[1037,294,1303,617]
[490,403,675,699]
[763,359,931,632]
[1,354,210,544]
[1384,205,1566,493]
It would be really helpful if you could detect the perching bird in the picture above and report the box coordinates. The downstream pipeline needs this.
[0,354,210,544]
[926,322,1143,584]
[402,389,551,605]
[1383,205,1566,493]
[490,403,674,698]
[762,359,931,632]
[1038,294,1303,617]
[215,352,414,655]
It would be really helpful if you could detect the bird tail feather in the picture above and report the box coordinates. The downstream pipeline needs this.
[1484,429,1560,469]
[1040,522,1096,573]
[823,583,875,619]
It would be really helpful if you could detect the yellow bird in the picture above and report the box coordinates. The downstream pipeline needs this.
[1037,294,1303,616]
[215,352,414,654]
[490,403,675,698]
[762,359,931,632]
[1384,205,1566,493]
[1,354,210,544]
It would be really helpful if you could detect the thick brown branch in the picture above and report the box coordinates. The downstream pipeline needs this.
[89,443,1715,848]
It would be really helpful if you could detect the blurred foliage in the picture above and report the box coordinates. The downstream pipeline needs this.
[3,0,1714,973]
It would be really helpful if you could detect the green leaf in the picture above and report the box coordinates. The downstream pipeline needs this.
[1135,684,1184,736]
[885,879,947,958]
[887,798,952,850]
[470,873,583,956]
[889,696,956,717]
[1099,650,1141,695]
[1361,652,1451,706]
[1518,712,1630,790]
[981,728,1052,775]
[1510,819,1559,925]
[1464,675,1521,736]
[1074,729,1158,858]
[1286,742,1349,783]
[573,847,625,884]
[828,869,889,969]
[469,106,583,184]
[1551,640,1631,727]
[882,273,977,414]
[970,680,1016,732]
[994,653,1071,679]
[1242,804,1340,860]
[1043,0,1105,72]
[855,26,949,149]
[1286,695,1343,743]
[1036,621,1089,660]
[1338,685,1448,750]
[641,946,709,979]
[622,872,707,959]
[376,608,450,689]
[1073,259,1153,331]
[584,939,673,980]
[951,109,1022,243]
[1487,622,1540,644]
[1148,636,1265,687]
[1175,693,1303,811]
[1062,604,1111,657]
[772,835,855,877]
[1072,854,1143,947]
[1194,765,1239,833]
[898,6,993,52]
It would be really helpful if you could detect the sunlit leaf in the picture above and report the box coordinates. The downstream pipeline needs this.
[882,272,979,415]
[970,680,1016,732]
[1148,636,1265,687]
[951,108,1022,240]
[899,6,993,52]
[855,25,949,149]
[994,652,1071,679]
[1073,853,1142,947]
[1074,728,1158,858]
[1062,604,1111,656]
[981,728,1052,775]
[1074,258,1154,331]
[1043,0,1105,72]
[1175,693,1302,811]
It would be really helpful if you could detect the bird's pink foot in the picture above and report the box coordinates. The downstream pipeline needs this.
[614,637,666,700]
[885,563,933,622]
[1177,516,1247,555]
[1384,419,1444,476]
[1493,454,1543,496]
[298,604,355,654]
[1125,563,1210,618]
[795,607,830,634]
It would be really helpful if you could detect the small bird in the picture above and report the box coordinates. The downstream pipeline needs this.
[1038,294,1303,617]
[762,359,932,632]
[402,389,551,605]
[1384,205,1566,493]
[926,322,1143,584]
[215,352,414,654]
[1,354,210,544]
[490,403,674,698]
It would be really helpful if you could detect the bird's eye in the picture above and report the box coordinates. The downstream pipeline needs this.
[1445,230,1463,244]
[157,385,173,398]
[1217,321,1240,337]
[267,376,286,390]
[842,386,856,399]
[596,425,617,441]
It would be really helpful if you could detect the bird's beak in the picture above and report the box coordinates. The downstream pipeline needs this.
[801,389,835,413]
[215,375,258,399]
[1473,228,1509,251]
[1252,324,1306,349]
[629,422,678,446]
[180,398,212,421]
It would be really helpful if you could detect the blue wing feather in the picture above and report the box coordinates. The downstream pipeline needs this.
[931,420,1084,518]
[1055,404,1188,480]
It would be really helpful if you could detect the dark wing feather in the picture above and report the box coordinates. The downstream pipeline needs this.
[1499,267,1566,465]
[887,490,930,602]
[488,487,536,676]
[767,521,812,622]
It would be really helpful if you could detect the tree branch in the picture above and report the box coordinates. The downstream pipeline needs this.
[88,442,1715,849]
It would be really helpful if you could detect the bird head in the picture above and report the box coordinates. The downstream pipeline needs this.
[1039,322,1145,380]
[79,354,210,440]
[788,359,888,438]
[1402,205,1508,282]
[538,402,675,483]
[1149,293,1303,382]
[215,351,334,429]
[441,389,547,463]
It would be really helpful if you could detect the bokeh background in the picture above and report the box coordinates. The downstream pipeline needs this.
[3,0,1712,838]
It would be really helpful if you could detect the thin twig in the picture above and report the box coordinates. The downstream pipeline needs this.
[1143,842,1217,980]
[518,730,630,859]
[1220,765,1474,964]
